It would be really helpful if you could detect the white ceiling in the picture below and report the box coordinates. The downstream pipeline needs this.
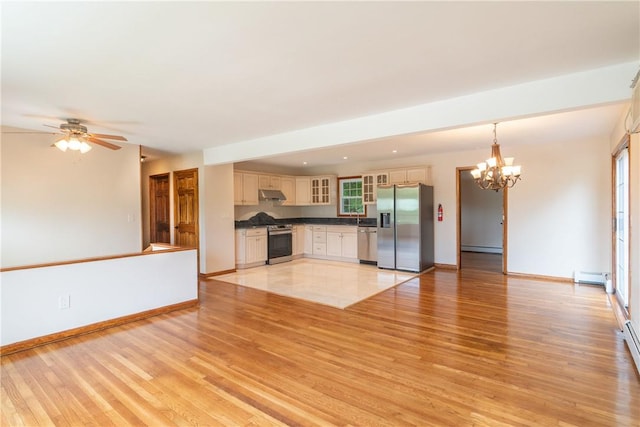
[2,1,639,168]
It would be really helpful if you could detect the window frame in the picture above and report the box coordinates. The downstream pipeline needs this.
[337,176,366,217]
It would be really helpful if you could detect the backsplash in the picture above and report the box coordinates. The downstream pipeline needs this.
[235,203,376,221]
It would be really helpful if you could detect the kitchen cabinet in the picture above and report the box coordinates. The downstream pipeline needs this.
[311,176,331,205]
[362,172,389,204]
[388,167,427,185]
[235,228,267,268]
[312,225,327,255]
[326,226,358,259]
[293,225,305,257]
[280,177,296,206]
[234,172,259,205]
[304,225,313,255]
[295,177,311,205]
[258,174,281,190]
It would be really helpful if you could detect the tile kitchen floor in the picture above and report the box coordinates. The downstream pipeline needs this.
[214,258,416,309]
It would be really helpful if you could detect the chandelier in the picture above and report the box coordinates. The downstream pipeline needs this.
[470,123,521,191]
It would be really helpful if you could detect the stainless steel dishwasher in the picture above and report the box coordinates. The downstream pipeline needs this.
[357,226,377,264]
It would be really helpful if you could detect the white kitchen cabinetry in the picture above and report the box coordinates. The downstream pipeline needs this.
[388,167,427,185]
[234,172,259,205]
[326,226,358,259]
[312,225,327,255]
[295,177,311,205]
[235,228,267,268]
[280,177,296,206]
[258,175,281,190]
[311,176,331,205]
[362,172,389,204]
[293,225,305,257]
[304,225,313,255]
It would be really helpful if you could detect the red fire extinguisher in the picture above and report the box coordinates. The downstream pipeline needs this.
[437,204,443,222]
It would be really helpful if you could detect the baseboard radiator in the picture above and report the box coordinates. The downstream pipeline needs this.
[573,271,607,285]
[623,320,640,374]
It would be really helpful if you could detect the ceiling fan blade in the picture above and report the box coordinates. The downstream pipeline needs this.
[90,133,128,141]
[2,131,58,134]
[43,124,61,129]
[87,137,122,150]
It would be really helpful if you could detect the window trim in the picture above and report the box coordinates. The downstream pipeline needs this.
[336,176,366,217]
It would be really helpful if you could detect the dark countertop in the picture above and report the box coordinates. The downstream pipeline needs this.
[235,217,377,229]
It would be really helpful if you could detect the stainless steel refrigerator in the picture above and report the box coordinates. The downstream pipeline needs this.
[377,183,434,272]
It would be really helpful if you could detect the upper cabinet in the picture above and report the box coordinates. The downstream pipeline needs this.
[234,172,259,205]
[388,167,428,185]
[362,172,389,205]
[280,176,296,206]
[295,177,311,205]
[311,176,331,205]
[258,175,281,190]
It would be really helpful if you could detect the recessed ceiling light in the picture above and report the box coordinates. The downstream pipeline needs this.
[392,150,397,153]
[343,156,348,160]
[303,161,308,165]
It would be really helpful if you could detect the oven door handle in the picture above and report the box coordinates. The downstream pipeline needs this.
[269,230,293,236]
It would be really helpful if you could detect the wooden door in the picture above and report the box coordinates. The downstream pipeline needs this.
[174,168,199,248]
[150,173,171,243]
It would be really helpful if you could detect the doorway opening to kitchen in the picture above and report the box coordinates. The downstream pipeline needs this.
[456,167,507,274]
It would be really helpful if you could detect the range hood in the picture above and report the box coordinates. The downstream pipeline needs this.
[258,189,287,201]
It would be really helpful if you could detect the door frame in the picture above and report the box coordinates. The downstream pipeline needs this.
[456,166,508,274]
[611,134,631,314]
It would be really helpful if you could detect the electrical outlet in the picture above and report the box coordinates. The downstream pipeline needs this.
[58,294,70,310]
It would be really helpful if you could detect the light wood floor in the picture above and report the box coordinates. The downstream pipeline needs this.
[2,269,639,426]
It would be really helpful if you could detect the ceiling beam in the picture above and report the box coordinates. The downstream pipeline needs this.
[204,62,638,165]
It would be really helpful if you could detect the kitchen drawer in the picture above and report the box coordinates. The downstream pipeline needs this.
[313,232,326,243]
[245,228,267,237]
[326,225,357,234]
[313,243,327,255]
[313,226,326,232]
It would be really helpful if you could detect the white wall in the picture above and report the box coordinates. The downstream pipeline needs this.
[1,249,198,346]
[1,131,142,268]
[507,137,611,277]
[202,164,236,273]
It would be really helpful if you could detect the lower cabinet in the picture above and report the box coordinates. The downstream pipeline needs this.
[326,226,358,259]
[235,228,267,268]
[235,224,359,269]
[312,226,327,256]
[304,226,313,255]
[293,225,305,257]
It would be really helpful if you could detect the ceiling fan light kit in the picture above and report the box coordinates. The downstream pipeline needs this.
[470,123,522,191]
[47,118,127,153]
[54,134,92,153]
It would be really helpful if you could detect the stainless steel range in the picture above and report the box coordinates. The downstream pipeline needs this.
[267,224,293,264]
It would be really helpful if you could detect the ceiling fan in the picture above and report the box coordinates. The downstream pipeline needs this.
[45,118,127,152]
[3,118,127,153]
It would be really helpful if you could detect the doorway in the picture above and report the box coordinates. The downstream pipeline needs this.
[149,173,171,244]
[457,167,507,273]
[613,140,630,313]
[173,168,199,248]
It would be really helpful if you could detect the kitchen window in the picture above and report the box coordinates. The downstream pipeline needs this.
[337,176,366,216]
